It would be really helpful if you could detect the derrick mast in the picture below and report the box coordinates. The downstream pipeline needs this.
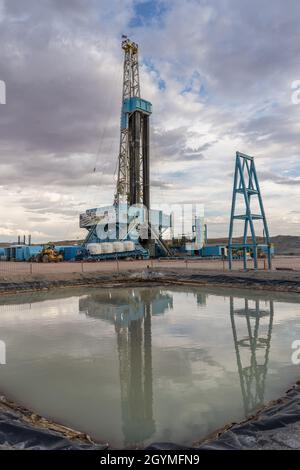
[115,38,152,209]
[79,38,172,258]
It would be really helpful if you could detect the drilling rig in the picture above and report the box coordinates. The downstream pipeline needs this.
[79,38,172,260]
[115,38,151,210]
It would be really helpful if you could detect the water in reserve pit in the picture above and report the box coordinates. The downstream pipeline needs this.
[0,286,299,448]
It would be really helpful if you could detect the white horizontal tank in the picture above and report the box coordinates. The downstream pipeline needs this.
[87,243,103,255]
[101,243,114,254]
[113,242,125,252]
[123,241,135,252]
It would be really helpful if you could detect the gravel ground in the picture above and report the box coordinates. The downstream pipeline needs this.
[0,255,300,279]
[0,263,299,295]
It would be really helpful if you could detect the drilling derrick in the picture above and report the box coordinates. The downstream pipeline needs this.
[79,38,172,260]
[115,38,152,209]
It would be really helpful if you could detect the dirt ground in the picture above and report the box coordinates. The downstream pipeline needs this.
[0,255,299,279]
[0,258,299,295]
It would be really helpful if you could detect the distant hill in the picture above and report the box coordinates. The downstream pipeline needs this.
[0,240,83,248]
[269,236,300,255]
[208,236,300,255]
[46,240,84,246]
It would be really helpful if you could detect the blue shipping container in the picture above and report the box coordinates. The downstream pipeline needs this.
[24,246,43,261]
[201,245,227,257]
[62,246,82,261]
[53,245,81,261]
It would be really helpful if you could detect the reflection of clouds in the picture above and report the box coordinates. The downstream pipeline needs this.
[155,347,223,382]
[152,290,236,372]
[0,297,81,323]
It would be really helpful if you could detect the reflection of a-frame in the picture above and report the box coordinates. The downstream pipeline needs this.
[230,297,274,416]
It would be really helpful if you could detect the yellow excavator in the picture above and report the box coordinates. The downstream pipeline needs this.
[36,244,63,263]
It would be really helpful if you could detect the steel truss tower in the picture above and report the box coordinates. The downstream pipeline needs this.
[115,38,152,209]
[228,152,272,270]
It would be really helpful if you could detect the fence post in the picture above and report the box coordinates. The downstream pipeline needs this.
[30,263,33,275]
[116,255,120,274]
[81,261,84,273]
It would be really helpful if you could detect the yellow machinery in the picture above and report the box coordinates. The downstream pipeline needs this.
[36,244,63,263]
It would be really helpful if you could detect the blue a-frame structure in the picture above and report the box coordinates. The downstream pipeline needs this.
[228,152,272,270]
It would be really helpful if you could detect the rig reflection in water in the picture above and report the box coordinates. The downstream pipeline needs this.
[79,288,173,446]
[79,288,274,446]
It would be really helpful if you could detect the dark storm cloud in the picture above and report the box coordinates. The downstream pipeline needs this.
[0,0,123,189]
[19,193,88,217]
[182,141,218,161]
[152,127,216,161]
[229,105,300,152]
[151,179,173,189]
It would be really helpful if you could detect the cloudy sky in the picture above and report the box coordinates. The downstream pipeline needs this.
[0,0,299,243]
